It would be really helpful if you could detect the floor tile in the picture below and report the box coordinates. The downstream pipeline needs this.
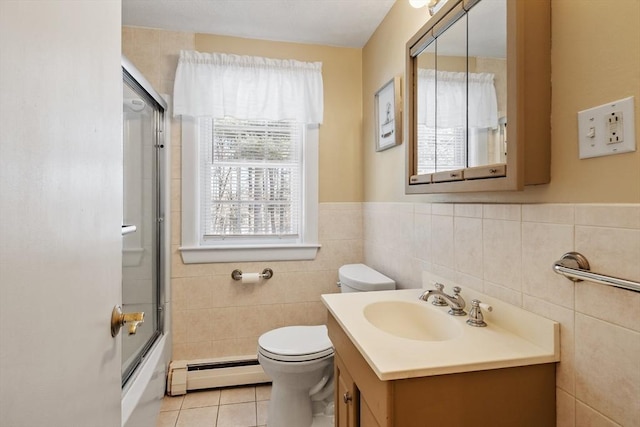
[220,386,256,405]
[156,410,179,427]
[257,400,269,425]
[160,395,185,412]
[176,406,218,427]
[255,384,272,401]
[183,389,221,409]
[217,402,257,427]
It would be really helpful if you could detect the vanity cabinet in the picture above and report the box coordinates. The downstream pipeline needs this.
[329,314,556,427]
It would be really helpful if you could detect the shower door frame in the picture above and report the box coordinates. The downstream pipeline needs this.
[121,56,168,387]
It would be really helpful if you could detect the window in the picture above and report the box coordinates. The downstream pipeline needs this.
[180,116,319,264]
[417,125,467,174]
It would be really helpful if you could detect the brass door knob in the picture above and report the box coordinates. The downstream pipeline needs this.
[343,392,352,404]
[111,305,145,337]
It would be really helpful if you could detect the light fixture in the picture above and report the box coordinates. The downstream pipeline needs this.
[409,0,429,8]
[409,0,447,16]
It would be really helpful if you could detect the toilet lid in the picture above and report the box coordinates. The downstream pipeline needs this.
[258,325,333,361]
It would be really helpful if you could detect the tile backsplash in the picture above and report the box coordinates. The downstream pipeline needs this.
[364,202,640,427]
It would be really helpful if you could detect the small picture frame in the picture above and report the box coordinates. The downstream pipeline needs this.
[374,75,402,152]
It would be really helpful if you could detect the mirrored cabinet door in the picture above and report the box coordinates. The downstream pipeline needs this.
[406,0,550,194]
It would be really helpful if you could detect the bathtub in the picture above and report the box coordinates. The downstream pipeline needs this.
[121,325,171,427]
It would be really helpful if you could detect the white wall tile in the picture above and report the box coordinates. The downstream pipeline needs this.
[431,214,454,268]
[575,314,640,427]
[522,204,575,224]
[575,204,640,229]
[575,226,640,283]
[483,218,522,290]
[521,222,575,308]
[454,216,483,279]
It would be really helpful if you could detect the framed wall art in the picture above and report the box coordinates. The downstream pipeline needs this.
[374,75,402,152]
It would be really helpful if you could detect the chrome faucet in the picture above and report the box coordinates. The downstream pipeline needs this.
[418,285,467,316]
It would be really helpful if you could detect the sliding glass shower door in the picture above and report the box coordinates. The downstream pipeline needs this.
[121,67,165,385]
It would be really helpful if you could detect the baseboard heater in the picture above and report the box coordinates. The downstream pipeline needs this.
[167,355,271,396]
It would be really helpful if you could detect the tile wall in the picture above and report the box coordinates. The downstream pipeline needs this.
[171,203,361,360]
[364,202,640,427]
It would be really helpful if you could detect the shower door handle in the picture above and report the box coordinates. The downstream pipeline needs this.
[111,305,145,337]
[121,225,137,236]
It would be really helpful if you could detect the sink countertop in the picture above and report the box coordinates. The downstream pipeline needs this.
[321,288,560,381]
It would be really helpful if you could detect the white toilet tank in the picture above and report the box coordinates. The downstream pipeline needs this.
[338,263,395,293]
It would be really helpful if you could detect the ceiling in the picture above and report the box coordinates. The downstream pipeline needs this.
[122,0,397,48]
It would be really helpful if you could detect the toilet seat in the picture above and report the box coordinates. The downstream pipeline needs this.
[258,325,334,362]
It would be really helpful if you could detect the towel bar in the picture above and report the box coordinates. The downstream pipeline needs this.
[552,252,640,293]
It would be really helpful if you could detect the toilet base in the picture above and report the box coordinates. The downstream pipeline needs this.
[267,382,313,427]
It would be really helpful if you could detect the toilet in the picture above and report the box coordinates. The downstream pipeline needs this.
[258,264,395,427]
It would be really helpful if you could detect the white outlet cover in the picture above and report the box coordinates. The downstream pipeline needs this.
[577,96,636,159]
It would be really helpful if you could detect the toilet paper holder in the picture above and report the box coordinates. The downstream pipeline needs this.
[231,268,274,281]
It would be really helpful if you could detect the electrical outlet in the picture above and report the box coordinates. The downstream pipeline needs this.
[607,111,624,144]
[578,96,636,159]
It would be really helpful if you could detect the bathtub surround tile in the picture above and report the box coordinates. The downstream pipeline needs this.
[574,314,640,427]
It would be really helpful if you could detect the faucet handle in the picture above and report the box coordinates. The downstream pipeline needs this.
[466,299,492,327]
[431,282,448,306]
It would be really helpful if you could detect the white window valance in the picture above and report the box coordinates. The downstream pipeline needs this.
[173,50,324,124]
[417,69,498,129]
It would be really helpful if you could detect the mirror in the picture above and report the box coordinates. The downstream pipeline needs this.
[406,0,549,193]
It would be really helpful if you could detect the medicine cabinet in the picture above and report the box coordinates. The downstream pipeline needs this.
[405,0,551,194]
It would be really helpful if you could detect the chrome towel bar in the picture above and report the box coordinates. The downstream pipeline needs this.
[553,252,640,293]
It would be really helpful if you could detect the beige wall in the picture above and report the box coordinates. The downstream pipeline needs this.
[363,0,640,203]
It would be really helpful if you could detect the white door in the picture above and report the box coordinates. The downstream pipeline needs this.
[0,1,123,426]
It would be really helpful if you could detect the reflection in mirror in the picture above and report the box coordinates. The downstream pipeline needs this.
[434,12,467,173]
[416,42,436,175]
[413,0,507,177]
[467,0,506,167]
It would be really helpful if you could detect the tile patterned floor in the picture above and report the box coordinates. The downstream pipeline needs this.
[157,384,272,427]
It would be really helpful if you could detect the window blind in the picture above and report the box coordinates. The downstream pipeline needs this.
[416,125,467,175]
[199,117,302,241]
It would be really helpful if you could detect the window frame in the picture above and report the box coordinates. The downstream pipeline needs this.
[179,116,320,264]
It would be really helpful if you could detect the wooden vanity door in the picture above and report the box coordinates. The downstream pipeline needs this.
[336,354,358,427]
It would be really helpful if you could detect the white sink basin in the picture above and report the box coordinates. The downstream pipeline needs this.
[363,300,462,342]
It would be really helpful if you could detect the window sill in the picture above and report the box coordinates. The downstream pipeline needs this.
[179,244,321,264]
